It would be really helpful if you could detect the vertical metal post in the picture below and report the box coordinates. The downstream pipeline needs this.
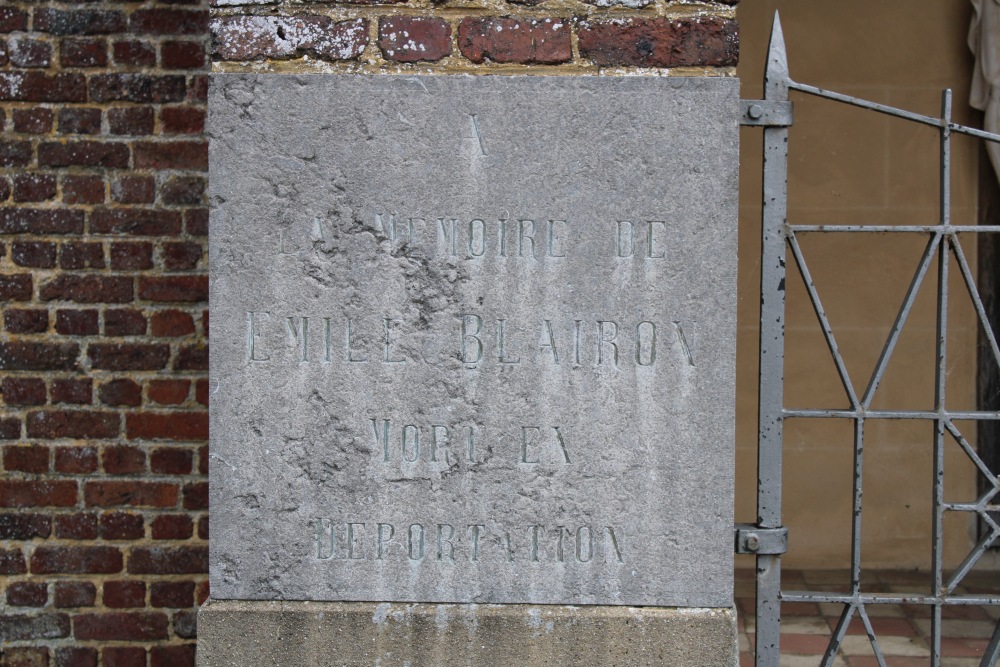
[755,13,790,667]
[930,89,953,667]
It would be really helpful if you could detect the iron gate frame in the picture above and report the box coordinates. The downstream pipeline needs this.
[739,13,1000,667]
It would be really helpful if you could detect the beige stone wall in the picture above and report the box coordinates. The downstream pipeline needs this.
[735,1,998,570]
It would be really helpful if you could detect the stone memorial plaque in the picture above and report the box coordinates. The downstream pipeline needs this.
[208,74,738,607]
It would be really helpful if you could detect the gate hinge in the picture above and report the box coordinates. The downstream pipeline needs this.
[739,100,794,127]
[734,523,788,555]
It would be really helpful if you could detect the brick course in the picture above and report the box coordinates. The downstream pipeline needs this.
[1,0,207,659]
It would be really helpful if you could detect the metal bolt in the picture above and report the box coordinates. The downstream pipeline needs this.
[745,533,761,552]
[748,104,764,120]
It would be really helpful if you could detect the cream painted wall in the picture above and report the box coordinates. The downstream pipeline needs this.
[734,1,998,570]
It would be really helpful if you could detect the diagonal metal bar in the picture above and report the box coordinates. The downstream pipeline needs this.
[943,421,1000,488]
[949,234,1000,382]
[820,604,856,667]
[981,619,1000,667]
[861,233,942,409]
[787,230,861,408]
[754,12,790,667]
[857,605,888,667]
[944,526,1000,595]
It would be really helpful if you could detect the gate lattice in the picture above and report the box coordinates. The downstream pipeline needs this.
[739,14,1000,667]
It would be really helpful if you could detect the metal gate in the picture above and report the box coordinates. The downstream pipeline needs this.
[738,14,1000,667]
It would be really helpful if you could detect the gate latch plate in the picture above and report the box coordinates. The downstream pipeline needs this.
[739,100,794,127]
[734,523,788,555]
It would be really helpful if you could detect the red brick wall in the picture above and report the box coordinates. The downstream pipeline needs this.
[1,2,208,664]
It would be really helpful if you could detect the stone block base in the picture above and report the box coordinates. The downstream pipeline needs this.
[197,600,737,666]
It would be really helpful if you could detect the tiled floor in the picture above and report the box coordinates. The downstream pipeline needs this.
[736,570,1000,667]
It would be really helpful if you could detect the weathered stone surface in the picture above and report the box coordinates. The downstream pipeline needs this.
[208,74,738,607]
[198,600,738,667]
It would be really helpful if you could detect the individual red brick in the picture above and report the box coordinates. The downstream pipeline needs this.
[0,341,79,371]
[151,311,194,338]
[102,647,146,667]
[61,38,108,67]
[0,548,27,574]
[139,276,207,302]
[12,175,58,203]
[89,343,169,370]
[195,379,208,407]
[162,40,205,69]
[26,411,118,439]
[31,546,122,574]
[379,17,452,63]
[40,275,133,303]
[0,140,31,166]
[0,208,85,234]
[187,74,208,102]
[150,449,193,475]
[160,106,205,134]
[2,378,47,406]
[55,309,100,335]
[175,345,207,371]
[185,208,208,236]
[160,177,204,207]
[113,40,156,66]
[0,176,8,201]
[38,141,130,168]
[109,242,153,269]
[0,418,21,440]
[198,515,208,539]
[103,580,145,608]
[150,379,189,405]
[214,15,370,61]
[8,582,48,607]
[150,644,195,667]
[55,446,98,472]
[91,208,182,236]
[4,646,55,664]
[5,309,48,333]
[12,107,54,133]
[0,273,33,301]
[183,481,207,510]
[111,176,155,204]
[9,36,53,68]
[89,74,187,103]
[127,546,207,574]
[34,9,127,35]
[126,413,207,441]
[0,513,51,539]
[0,72,87,102]
[151,513,193,539]
[99,512,144,540]
[197,444,208,474]
[54,581,96,608]
[165,241,203,269]
[51,380,92,406]
[85,481,177,508]
[61,175,105,205]
[131,9,207,35]
[3,443,49,471]
[0,480,76,507]
[58,107,102,135]
[98,382,143,410]
[108,106,154,135]
[12,241,57,268]
[133,141,207,170]
[60,242,105,269]
[74,612,168,641]
[577,17,740,68]
[150,581,193,608]
[102,445,145,473]
[54,512,98,539]
[458,17,571,64]
[55,647,97,667]
[103,309,147,336]
[0,8,28,32]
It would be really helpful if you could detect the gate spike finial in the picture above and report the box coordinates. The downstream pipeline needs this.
[765,11,790,98]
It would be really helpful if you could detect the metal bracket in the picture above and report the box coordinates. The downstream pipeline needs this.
[734,523,788,555]
[739,100,794,127]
